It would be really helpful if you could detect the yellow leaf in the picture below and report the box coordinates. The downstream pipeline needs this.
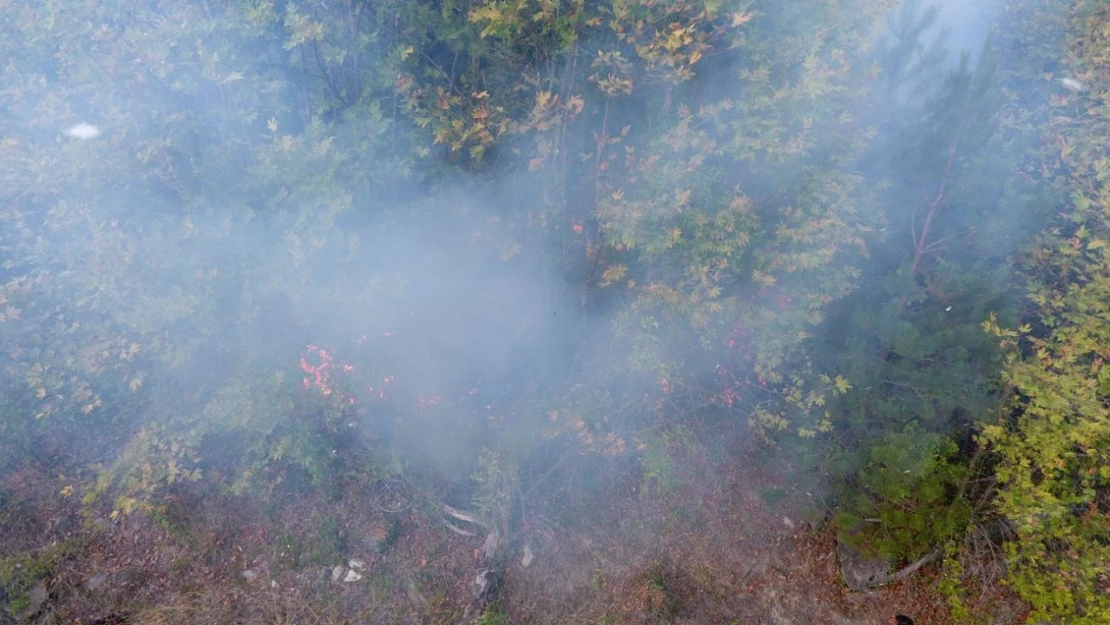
[600,264,629,287]
[60,485,74,498]
[534,90,552,112]
[499,241,522,261]
[313,136,335,157]
[566,95,585,116]
[731,11,753,27]
[129,376,144,392]
[752,270,777,286]
[818,413,833,433]
[36,388,46,399]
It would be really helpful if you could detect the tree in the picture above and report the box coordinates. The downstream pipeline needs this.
[798,23,1031,562]
[982,2,1110,620]
[589,0,890,425]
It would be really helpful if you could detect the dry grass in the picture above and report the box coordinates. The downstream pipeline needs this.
[1,431,1031,625]
[494,430,1026,625]
[128,586,350,625]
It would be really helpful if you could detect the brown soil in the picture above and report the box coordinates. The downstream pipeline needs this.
[0,435,1027,625]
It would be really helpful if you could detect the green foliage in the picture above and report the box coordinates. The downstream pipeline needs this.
[0,539,77,619]
[474,611,511,625]
[834,434,972,560]
[637,425,695,498]
[83,427,203,518]
[874,0,949,100]
[803,20,1026,564]
[815,259,1019,560]
[937,538,972,622]
[310,515,350,567]
[471,448,518,532]
[0,0,1103,620]
[0,0,415,509]
[978,2,1110,621]
[596,0,888,396]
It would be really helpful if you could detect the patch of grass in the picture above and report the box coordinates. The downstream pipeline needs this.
[0,489,21,529]
[667,504,689,527]
[0,539,77,618]
[639,435,680,498]
[758,487,787,507]
[365,517,401,554]
[797,501,828,528]
[307,515,348,566]
[380,517,400,552]
[169,557,192,574]
[648,569,679,618]
[589,566,607,591]
[365,572,392,607]
[267,512,349,570]
[271,528,311,570]
[638,558,699,620]
[422,585,460,624]
[148,505,191,541]
[475,611,510,625]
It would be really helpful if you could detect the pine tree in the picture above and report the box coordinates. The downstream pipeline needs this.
[806,25,1029,563]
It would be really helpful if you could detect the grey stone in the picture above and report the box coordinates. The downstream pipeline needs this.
[12,581,47,621]
[836,535,895,591]
[85,573,108,592]
[342,569,362,583]
[988,595,1028,625]
[830,613,862,625]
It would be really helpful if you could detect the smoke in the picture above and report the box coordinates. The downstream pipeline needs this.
[0,0,1055,594]
[933,0,996,60]
[65,123,101,140]
[25,2,950,466]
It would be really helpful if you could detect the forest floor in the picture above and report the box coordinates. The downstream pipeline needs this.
[0,431,1028,625]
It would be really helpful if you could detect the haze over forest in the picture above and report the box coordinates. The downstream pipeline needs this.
[1,0,1108,624]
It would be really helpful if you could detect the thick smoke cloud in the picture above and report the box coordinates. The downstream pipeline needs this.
[0,0,1073,621]
[0,0,1012,485]
[935,0,995,59]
